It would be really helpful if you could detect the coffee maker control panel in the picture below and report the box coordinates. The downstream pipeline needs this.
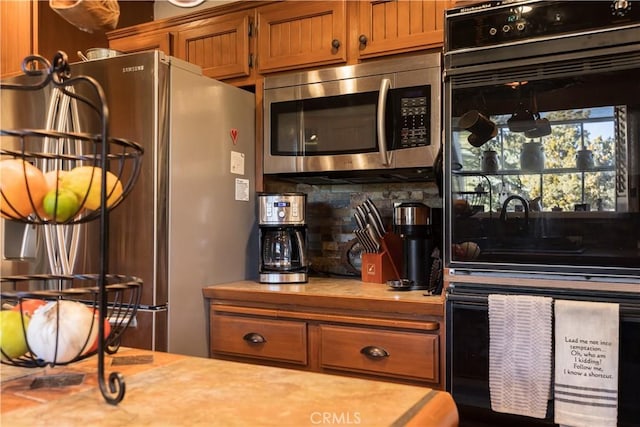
[258,193,307,225]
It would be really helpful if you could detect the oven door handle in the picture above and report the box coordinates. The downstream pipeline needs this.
[377,78,392,167]
[448,292,640,318]
[446,293,488,304]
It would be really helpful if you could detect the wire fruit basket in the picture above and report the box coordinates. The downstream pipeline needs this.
[0,52,143,405]
[1,129,142,224]
[1,274,141,366]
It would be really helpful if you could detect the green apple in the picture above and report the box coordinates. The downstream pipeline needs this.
[42,188,80,222]
[0,310,29,359]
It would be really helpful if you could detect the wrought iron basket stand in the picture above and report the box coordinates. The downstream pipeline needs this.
[1,52,144,404]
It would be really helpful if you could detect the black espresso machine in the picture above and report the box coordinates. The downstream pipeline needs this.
[393,202,441,291]
[258,193,308,284]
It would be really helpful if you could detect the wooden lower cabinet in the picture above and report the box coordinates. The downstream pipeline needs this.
[209,302,442,388]
[211,313,308,365]
[319,324,439,383]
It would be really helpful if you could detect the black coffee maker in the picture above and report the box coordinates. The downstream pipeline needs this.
[393,202,433,290]
[258,193,308,284]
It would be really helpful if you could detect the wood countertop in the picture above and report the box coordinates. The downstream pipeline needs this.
[202,278,445,317]
[1,347,458,426]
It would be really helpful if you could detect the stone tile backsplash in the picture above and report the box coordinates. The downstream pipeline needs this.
[264,178,442,276]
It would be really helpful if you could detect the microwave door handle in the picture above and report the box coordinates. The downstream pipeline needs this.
[377,78,392,166]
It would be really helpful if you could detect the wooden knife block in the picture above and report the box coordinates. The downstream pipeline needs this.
[361,232,403,284]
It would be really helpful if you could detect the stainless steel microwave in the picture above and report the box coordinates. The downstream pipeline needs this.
[263,53,442,179]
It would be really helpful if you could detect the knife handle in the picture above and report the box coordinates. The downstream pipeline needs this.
[365,198,386,234]
[354,211,366,230]
[367,212,385,241]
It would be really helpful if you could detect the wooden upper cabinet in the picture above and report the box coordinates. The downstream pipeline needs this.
[100,0,449,81]
[0,1,33,78]
[356,0,451,59]
[109,31,174,56]
[175,10,254,81]
[1,1,153,79]
[256,1,347,73]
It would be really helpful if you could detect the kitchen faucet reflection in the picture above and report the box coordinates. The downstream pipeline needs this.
[499,195,529,230]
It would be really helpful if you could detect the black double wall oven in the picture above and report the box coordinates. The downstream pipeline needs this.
[443,1,640,426]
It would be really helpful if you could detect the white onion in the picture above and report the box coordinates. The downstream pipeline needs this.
[26,300,99,363]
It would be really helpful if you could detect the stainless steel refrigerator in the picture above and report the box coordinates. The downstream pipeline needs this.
[0,51,257,358]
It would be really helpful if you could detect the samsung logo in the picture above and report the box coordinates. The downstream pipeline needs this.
[123,65,144,73]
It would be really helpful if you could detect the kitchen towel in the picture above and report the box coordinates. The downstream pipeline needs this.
[488,294,552,418]
[554,299,619,427]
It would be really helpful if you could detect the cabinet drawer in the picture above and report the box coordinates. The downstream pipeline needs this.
[211,313,307,365]
[319,325,438,382]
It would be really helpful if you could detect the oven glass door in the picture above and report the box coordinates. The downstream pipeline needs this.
[446,284,640,426]
[446,51,640,277]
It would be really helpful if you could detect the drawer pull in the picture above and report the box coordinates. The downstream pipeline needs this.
[243,332,266,344]
[331,39,341,50]
[360,345,389,360]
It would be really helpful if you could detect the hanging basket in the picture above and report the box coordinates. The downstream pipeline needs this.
[1,129,143,225]
[49,0,120,33]
[0,274,142,368]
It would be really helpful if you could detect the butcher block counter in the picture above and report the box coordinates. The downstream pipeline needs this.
[1,347,458,426]
[203,278,445,388]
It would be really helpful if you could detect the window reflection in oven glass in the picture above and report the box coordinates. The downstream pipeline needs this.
[453,106,620,213]
[448,67,640,273]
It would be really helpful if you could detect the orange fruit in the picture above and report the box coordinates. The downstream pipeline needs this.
[11,299,47,317]
[43,169,68,190]
[0,159,48,219]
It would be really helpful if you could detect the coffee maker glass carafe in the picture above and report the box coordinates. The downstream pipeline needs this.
[262,228,303,270]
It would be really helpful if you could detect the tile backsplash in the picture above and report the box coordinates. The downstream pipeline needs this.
[264,178,442,277]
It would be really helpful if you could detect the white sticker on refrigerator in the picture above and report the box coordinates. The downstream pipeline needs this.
[230,151,245,175]
[235,178,250,202]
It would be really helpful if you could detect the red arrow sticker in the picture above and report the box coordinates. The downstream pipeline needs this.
[230,128,238,145]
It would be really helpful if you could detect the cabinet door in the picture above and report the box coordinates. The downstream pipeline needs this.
[0,1,33,78]
[110,32,173,56]
[356,0,450,59]
[176,10,253,81]
[257,1,347,73]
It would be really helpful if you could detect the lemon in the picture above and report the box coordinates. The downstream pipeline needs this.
[61,166,123,211]
[43,188,80,222]
[0,310,29,360]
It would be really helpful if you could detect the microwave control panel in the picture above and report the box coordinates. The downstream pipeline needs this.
[397,86,431,148]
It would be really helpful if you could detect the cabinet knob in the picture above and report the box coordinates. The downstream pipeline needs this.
[243,332,266,344]
[358,34,368,48]
[360,345,390,360]
[331,39,341,50]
